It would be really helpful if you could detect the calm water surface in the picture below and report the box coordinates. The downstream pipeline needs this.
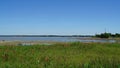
[0,37,116,43]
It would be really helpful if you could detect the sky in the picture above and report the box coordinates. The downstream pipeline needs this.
[0,0,120,35]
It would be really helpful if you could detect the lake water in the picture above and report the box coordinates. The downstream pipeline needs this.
[0,37,116,43]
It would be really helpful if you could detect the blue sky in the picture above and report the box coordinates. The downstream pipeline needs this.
[0,0,120,35]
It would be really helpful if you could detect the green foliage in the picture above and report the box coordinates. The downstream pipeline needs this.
[115,33,120,37]
[0,42,120,68]
[96,33,120,38]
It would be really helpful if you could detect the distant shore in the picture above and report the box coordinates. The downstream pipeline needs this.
[0,35,93,37]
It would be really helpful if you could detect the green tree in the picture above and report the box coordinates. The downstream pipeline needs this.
[95,33,111,38]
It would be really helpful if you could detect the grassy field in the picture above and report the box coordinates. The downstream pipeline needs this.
[0,42,120,68]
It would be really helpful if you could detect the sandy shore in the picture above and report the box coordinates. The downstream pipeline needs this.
[0,40,64,46]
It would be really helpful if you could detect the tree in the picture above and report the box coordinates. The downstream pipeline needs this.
[95,33,111,38]
[100,33,110,38]
[115,33,120,37]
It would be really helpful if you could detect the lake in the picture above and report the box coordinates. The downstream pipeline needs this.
[0,37,116,43]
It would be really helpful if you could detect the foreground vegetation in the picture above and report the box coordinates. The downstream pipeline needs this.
[0,42,120,68]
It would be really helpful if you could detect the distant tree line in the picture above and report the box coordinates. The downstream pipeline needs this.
[95,33,120,38]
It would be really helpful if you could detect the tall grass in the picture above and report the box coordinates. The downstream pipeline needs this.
[0,42,120,68]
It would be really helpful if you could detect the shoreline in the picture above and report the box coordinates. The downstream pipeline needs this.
[0,40,120,46]
[0,37,120,46]
[0,40,65,46]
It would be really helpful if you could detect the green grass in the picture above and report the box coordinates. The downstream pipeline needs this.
[0,42,120,68]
